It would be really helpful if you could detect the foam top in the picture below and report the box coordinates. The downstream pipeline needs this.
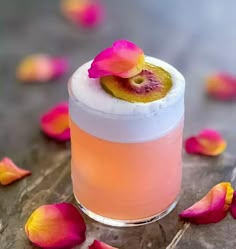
[69,56,185,143]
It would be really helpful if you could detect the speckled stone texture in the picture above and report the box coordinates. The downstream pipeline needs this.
[1,0,236,248]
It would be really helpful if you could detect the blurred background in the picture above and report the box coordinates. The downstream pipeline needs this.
[0,0,235,157]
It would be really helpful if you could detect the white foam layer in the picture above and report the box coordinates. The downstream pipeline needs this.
[70,57,185,116]
[69,56,185,143]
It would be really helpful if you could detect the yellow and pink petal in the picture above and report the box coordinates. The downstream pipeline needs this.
[0,157,31,186]
[88,39,145,79]
[185,129,226,156]
[179,182,234,224]
[40,102,70,141]
[230,191,236,219]
[25,203,86,249]
[206,73,236,101]
[61,0,104,28]
[89,240,119,249]
[16,54,68,83]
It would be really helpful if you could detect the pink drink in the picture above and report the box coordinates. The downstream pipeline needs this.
[69,56,185,226]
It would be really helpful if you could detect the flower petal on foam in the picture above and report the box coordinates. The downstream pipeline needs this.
[89,240,119,249]
[179,182,234,224]
[40,102,70,141]
[0,157,31,185]
[16,54,68,83]
[61,0,104,28]
[206,73,236,101]
[230,191,236,218]
[25,203,86,249]
[88,40,145,78]
[185,129,226,156]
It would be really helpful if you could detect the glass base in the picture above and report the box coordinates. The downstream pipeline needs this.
[74,195,179,227]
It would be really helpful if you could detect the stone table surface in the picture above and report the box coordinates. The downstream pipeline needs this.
[1,0,236,248]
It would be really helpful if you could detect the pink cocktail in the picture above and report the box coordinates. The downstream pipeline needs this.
[69,56,185,226]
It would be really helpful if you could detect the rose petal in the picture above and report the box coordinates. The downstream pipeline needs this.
[16,54,68,83]
[25,203,86,249]
[206,73,236,101]
[50,57,69,79]
[185,129,226,156]
[80,2,104,27]
[230,191,236,218]
[88,39,145,78]
[179,182,234,224]
[61,0,104,28]
[0,157,31,186]
[89,240,118,249]
[40,102,70,141]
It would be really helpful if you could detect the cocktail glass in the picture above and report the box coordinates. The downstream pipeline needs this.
[68,57,185,227]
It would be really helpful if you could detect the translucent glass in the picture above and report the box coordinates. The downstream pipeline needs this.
[69,95,184,227]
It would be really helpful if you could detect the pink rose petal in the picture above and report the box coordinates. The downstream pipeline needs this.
[40,102,70,141]
[89,240,119,249]
[61,0,104,28]
[179,182,234,224]
[230,191,236,218]
[78,1,104,27]
[51,57,69,79]
[88,40,145,78]
[206,73,236,101]
[25,203,86,249]
[16,54,68,83]
[185,129,227,156]
[0,157,31,186]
